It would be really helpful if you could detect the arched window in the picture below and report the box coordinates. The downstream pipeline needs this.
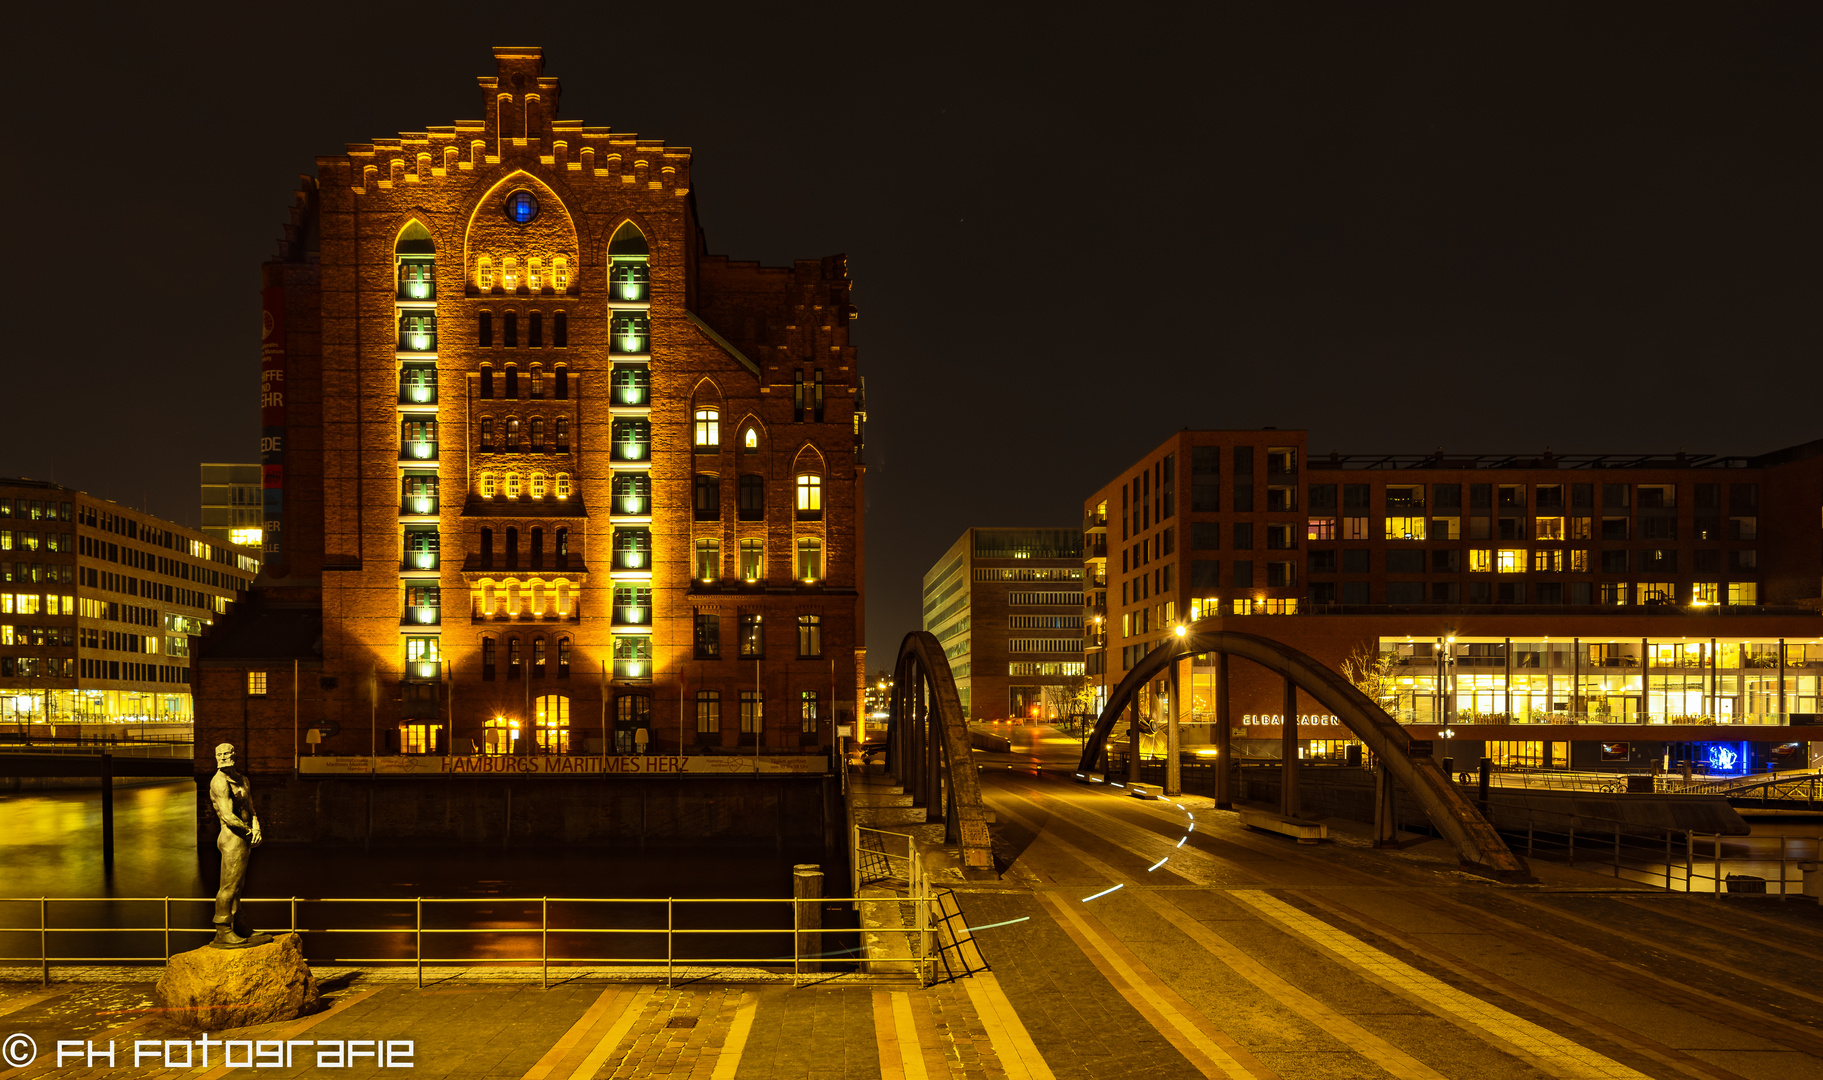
[693,409,720,450]
[504,312,519,349]
[530,526,545,568]
[504,363,519,398]
[479,312,494,349]
[531,472,548,499]
[480,472,497,499]
[553,314,568,350]
[532,635,547,678]
[556,636,571,678]
[481,635,497,681]
[530,365,544,399]
[609,222,650,302]
[507,473,522,499]
[529,311,543,349]
[506,417,521,451]
[555,473,572,499]
[739,538,764,582]
[480,416,495,452]
[743,427,759,452]
[555,527,570,567]
[528,258,543,293]
[695,538,720,582]
[502,256,519,292]
[530,416,545,451]
[480,528,494,569]
[555,418,570,451]
[534,694,568,752]
[553,257,570,292]
[480,364,495,399]
[507,635,523,678]
[796,474,823,519]
[505,526,520,568]
[478,255,495,292]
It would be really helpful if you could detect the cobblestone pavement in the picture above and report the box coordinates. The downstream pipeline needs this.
[7,767,1823,1078]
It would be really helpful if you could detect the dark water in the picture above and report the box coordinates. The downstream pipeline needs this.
[0,781,855,969]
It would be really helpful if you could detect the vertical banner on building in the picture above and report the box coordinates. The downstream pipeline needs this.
[260,286,286,563]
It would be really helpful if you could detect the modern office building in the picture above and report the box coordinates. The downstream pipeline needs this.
[923,528,1084,721]
[0,479,255,727]
[197,47,866,791]
[199,464,264,550]
[1084,430,1823,773]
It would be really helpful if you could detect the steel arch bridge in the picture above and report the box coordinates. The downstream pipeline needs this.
[884,631,997,879]
[1080,628,1525,878]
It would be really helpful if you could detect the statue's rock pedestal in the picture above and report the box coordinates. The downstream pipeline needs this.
[155,933,319,1030]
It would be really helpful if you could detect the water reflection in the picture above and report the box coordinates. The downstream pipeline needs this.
[0,781,854,968]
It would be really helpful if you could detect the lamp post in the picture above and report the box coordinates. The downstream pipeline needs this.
[1438,726,1457,778]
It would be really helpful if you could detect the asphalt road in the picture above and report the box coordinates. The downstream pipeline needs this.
[953,760,1823,1080]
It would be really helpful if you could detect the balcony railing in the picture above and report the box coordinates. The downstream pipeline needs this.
[400,441,438,463]
[399,369,437,405]
[402,605,440,627]
[401,495,439,516]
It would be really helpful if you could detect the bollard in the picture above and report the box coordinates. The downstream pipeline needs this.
[793,864,823,976]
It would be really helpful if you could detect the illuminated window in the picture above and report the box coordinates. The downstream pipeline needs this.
[1569,548,1590,573]
[530,416,545,450]
[1384,516,1427,541]
[555,418,570,451]
[613,366,649,406]
[694,409,720,449]
[553,256,569,292]
[800,689,820,732]
[534,694,569,753]
[527,257,543,292]
[505,190,539,224]
[1469,550,1492,573]
[696,690,721,733]
[483,715,517,754]
[796,474,823,517]
[557,637,571,677]
[798,615,822,658]
[1638,582,1676,605]
[740,539,764,581]
[502,257,518,291]
[695,539,721,581]
[612,636,651,680]
[531,473,547,498]
[556,473,571,498]
[480,473,496,498]
[613,473,651,515]
[614,529,650,571]
[743,428,759,451]
[1532,516,1564,540]
[246,671,268,697]
[739,613,764,658]
[1495,549,1525,573]
[1729,581,1758,606]
[478,255,494,291]
[796,538,823,581]
[1307,517,1336,541]
[611,311,649,353]
[695,612,720,658]
[406,636,440,664]
[506,474,522,499]
[1693,582,1719,605]
[1532,549,1563,572]
[480,417,495,452]
[740,690,764,734]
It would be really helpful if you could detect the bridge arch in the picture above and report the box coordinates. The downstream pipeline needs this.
[1080,628,1523,877]
[886,631,996,878]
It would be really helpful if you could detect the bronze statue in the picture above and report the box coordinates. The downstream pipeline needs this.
[209,743,270,948]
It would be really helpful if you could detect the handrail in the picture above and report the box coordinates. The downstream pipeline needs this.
[0,894,949,989]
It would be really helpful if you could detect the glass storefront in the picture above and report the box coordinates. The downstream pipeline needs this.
[0,688,193,724]
[1376,637,1822,726]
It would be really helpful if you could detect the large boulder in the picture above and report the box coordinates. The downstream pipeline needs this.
[155,933,319,1030]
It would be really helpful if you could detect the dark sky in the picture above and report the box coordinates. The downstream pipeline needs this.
[6,3,1819,663]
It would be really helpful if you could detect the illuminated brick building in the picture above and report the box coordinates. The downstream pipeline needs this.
[1086,431,1823,774]
[198,47,865,787]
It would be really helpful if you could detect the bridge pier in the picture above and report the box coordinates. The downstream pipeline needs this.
[1165,657,1182,797]
[1280,673,1300,819]
[1373,762,1398,846]
[1215,653,1232,809]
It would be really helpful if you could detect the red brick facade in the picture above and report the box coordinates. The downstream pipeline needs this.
[199,47,865,775]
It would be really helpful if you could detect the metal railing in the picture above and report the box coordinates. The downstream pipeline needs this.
[1502,827,1820,896]
[855,825,917,890]
[0,892,951,989]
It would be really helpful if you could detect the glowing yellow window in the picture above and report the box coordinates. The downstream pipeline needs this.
[553,256,569,292]
[531,473,547,498]
[502,257,518,291]
[694,409,720,448]
[744,428,759,450]
[1692,582,1719,605]
[527,257,542,291]
[1569,548,1590,573]
[1469,549,1492,573]
[1729,582,1758,605]
[1532,549,1563,572]
[478,256,494,291]
[1384,516,1427,540]
[481,473,496,499]
[1496,549,1525,573]
[556,473,571,499]
[796,474,823,513]
[507,473,522,499]
[1534,516,1564,540]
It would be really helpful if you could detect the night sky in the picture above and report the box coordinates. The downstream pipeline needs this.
[7,4,1819,662]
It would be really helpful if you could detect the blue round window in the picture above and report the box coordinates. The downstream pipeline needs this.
[505,190,539,224]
